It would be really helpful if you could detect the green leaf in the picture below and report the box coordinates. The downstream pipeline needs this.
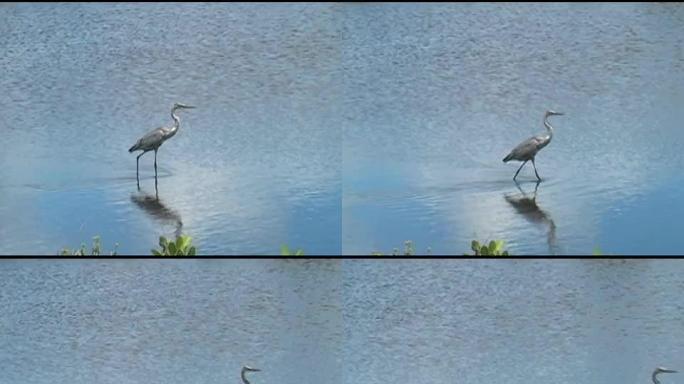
[295,249,304,256]
[188,246,196,256]
[151,249,161,256]
[176,235,190,251]
[168,242,177,255]
[471,240,480,251]
[159,236,168,248]
[280,245,290,256]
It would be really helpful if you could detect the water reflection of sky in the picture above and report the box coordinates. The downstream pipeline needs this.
[341,3,684,254]
[0,3,342,255]
[2,3,684,254]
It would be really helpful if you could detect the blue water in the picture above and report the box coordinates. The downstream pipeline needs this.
[340,3,684,255]
[2,260,684,383]
[0,3,342,255]
[0,260,343,384]
[343,260,684,384]
[2,3,684,254]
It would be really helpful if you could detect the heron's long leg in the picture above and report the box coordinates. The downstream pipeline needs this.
[513,160,527,180]
[531,158,541,181]
[533,179,541,195]
[514,179,524,195]
[153,149,158,188]
[136,152,144,189]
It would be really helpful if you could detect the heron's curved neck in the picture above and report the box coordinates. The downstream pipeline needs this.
[653,372,660,384]
[241,371,251,384]
[171,108,181,130]
[543,115,554,137]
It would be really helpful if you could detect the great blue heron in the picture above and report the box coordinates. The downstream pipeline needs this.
[128,102,195,188]
[503,110,564,181]
[241,365,261,384]
[652,367,677,384]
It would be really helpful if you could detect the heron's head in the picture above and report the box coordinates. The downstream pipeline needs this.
[242,366,261,374]
[173,102,195,110]
[545,110,564,117]
[654,367,677,375]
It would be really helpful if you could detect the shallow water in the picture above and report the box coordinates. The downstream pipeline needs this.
[0,3,342,255]
[343,260,684,384]
[2,3,684,254]
[2,260,683,384]
[0,260,343,384]
[341,3,684,255]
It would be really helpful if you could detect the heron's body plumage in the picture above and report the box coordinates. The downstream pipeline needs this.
[503,133,551,162]
[128,126,174,153]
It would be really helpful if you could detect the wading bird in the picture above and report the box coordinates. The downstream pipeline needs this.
[128,103,195,188]
[241,366,261,384]
[652,367,677,384]
[503,110,563,181]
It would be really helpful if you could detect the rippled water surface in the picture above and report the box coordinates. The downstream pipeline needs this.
[341,3,684,255]
[2,3,684,254]
[0,260,343,384]
[2,260,684,384]
[343,260,684,384]
[0,3,342,255]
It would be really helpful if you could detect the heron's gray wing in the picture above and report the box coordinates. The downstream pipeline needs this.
[134,127,166,150]
[509,136,542,159]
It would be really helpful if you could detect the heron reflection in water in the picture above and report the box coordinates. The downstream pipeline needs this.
[652,367,676,384]
[240,366,261,384]
[504,180,557,254]
[130,190,183,238]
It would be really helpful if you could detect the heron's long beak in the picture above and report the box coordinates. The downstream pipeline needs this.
[662,369,678,373]
[553,112,564,116]
[182,105,196,109]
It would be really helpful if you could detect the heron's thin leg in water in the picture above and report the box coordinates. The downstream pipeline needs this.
[136,152,144,189]
[532,158,541,181]
[513,160,527,180]
[154,149,158,179]
[514,179,524,195]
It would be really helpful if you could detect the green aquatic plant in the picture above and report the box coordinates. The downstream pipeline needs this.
[151,235,196,256]
[60,236,118,256]
[280,245,304,256]
[468,239,509,256]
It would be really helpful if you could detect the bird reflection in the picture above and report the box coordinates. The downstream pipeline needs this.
[130,189,183,238]
[504,180,557,254]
